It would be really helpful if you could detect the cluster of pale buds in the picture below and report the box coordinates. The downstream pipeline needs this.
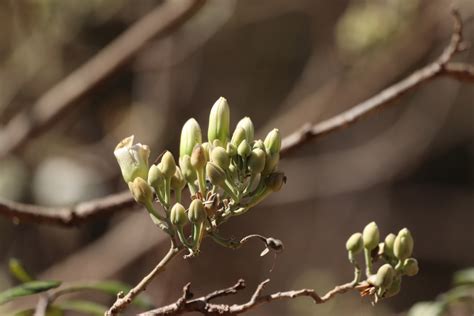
[114,97,285,256]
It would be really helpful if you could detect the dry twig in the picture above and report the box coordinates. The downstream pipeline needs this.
[0,9,473,227]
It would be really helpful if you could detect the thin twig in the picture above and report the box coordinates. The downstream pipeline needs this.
[139,278,356,315]
[105,241,184,316]
[0,9,473,227]
[0,0,206,159]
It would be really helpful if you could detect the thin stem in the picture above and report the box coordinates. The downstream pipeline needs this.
[105,241,183,316]
[196,168,207,196]
[364,248,373,277]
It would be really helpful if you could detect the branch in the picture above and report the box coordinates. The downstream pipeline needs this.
[105,242,184,316]
[139,278,356,315]
[0,9,473,227]
[0,0,206,159]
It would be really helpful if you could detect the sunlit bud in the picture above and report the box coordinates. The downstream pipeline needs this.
[402,258,419,276]
[236,117,254,143]
[384,233,396,257]
[202,142,211,161]
[237,139,251,158]
[191,144,207,170]
[264,129,281,155]
[170,203,187,227]
[248,148,266,174]
[265,172,286,192]
[206,162,226,186]
[114,135,150,183]
[211,147,230,170]
[180,155,196,183]
[226,143,237,157]
[208,97,230,145]
[170,167,186,191]
[263,152,279,174]
[385,276,401,298]
[180,118,202,158]
[128,177,153,206]
[253,139,265,151]
[374,264,395,290]
[148,164,165,192]
[394,228,414,261]
[363,222,380,250]
[346,232,363,254]
[160,151,177,178]
[231,127,246,147]
[188,199,206,224]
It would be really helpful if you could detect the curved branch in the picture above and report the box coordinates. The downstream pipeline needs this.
[139,278,356,315]
[0,9,473,227]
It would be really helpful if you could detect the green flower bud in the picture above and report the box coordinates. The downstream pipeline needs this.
[180,118,202,158]
[202,142,211,161]
[128,177,153,206]
[237,139,251,158]
[226,143,237,157]
[170,203,187,227]
[248,148,266,174]
[394,228,414,261]
[191,144,207,170]
[263,152,279,174]
[148,164,165,192]
[160,151,177,178]
[265,172,286,192]
[402,258,419,276]
[264,129,281,155]
[253,139,265,151]
[231,127,246,148]
[362,221,380,250]
[208,97,230,145]
[206,162,226,186]
[188,199,206,224]
[211,147,230,170]
[212,139,223,148]
[179,155,196,183]
[170,167,186,191]
[236,117,254,143]
[385,276,401,298]
[114,135,150,183]
[346,232,363,254]
[374,264,395,290]
[384,233,396,258]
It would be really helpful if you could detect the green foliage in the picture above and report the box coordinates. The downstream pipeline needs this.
[0,280,61,305]
[8,259,34,283]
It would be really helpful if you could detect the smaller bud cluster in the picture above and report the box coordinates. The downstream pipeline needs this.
[114,97,285,256]
[345,222,419,303]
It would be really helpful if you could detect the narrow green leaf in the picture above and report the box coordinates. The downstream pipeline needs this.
[11,306,63,316]
[8,258,34,283]
[56,300,106,316]
[453,267,474,286]
[0,280,61,305]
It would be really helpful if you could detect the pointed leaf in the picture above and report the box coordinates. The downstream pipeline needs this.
[8,258,34,283]
[0,280,61,305]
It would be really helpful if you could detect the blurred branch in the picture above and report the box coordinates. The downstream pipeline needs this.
[0,0,205,159]
[140,278,355,315]
[0,9,473,227]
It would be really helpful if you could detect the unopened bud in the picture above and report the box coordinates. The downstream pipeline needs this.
[206,162,226,186]
[363,222,380,250]
[374,264,395,290]
[394,228,414,261]
[263,152,279,174]
[160,151,177,178]
[226,143,237,157]
[211,147,230,170]
[180,155,196,183]
[385,276,401,298]
[237,139,251,158]
[128,177,153,206]
[253,139,265,151]
[265,172,286,192]
[180,118,202,158]
[191,144,207,170]
[384,233,396,258]
[114,135,150,183]
[346,232,363,254]
[248,148,266,174]
[208,97,230,145]
[188,199,206,224]
[236,117,254,143]
[148,164,165,192]
[170,203,187,227]
[202,142,211,161]
[264,129,281,155]
[170,167,186,191]
[231,127,246,148]
[402,258,419,276]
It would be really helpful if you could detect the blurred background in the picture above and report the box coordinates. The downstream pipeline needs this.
[0,0,473,315]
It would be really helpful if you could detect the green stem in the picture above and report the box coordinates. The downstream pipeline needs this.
[208,232,240,249]
[221,181,240,203]
[364,248,373,277]
[175,189,182,204]
[192,222,205,251]
[177,226,193,249]
[163,178,171,207]
[196,168,207,196]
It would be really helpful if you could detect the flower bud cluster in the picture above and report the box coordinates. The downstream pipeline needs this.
[114,97,285,256]
[348,222,419,303]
